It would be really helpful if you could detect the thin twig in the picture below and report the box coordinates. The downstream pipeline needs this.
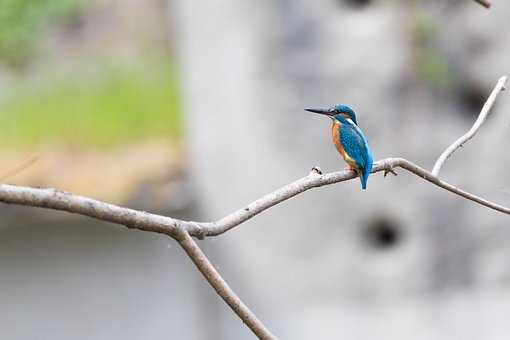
[0,155,38,181]
[432,76,507,176]
[177,231,277,340]
[473,0,491,8]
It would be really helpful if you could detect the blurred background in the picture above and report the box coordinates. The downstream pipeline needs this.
[0,0,510,339]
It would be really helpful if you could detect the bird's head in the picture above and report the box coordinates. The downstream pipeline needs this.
[305,104,358,126]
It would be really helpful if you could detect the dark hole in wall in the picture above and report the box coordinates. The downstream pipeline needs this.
[363,217,402,250]
[457,83,488,118]
[340,0,373,9]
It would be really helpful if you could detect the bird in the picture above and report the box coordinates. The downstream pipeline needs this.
[305,104,373,190]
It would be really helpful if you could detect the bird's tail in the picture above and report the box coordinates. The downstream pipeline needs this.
[360,173,368,190]
[360,162,373,190]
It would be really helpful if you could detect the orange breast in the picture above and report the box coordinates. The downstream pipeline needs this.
[331,121,357,169]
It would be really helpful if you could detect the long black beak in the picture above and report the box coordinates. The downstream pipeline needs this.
[304,108,334,116]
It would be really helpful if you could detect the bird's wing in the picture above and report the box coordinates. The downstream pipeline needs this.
[340,124,371,170]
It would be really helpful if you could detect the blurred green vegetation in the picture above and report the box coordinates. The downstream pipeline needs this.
[0,0,182,149]
[0,61,182,148]
[0,0,84,65]
[416,50,453,89]
[412,13,455,89]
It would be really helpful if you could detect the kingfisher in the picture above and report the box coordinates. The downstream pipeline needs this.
[305,104,373,190]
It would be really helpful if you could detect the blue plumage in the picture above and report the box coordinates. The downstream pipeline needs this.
[337,119,372,189]
[305,104,373,190]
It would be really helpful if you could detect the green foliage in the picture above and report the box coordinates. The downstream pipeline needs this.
[0,0,84,65]
[0,61,182,148]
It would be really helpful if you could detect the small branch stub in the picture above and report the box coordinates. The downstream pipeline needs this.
[310,166,323,175]
[384,168,398,177]
[473,0,491,8]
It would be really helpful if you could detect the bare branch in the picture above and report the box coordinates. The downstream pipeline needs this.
[201,157,510,237]
[0,157,507,240]
[0,184,184,237]
[473,0,491,8]
[432,76,507,176]
[177,231,277,340]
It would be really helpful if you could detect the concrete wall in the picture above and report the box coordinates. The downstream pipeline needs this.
[173,0,510,338]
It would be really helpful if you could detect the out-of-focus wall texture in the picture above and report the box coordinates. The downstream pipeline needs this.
[174,0,510,339]
[1,0,510,339]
